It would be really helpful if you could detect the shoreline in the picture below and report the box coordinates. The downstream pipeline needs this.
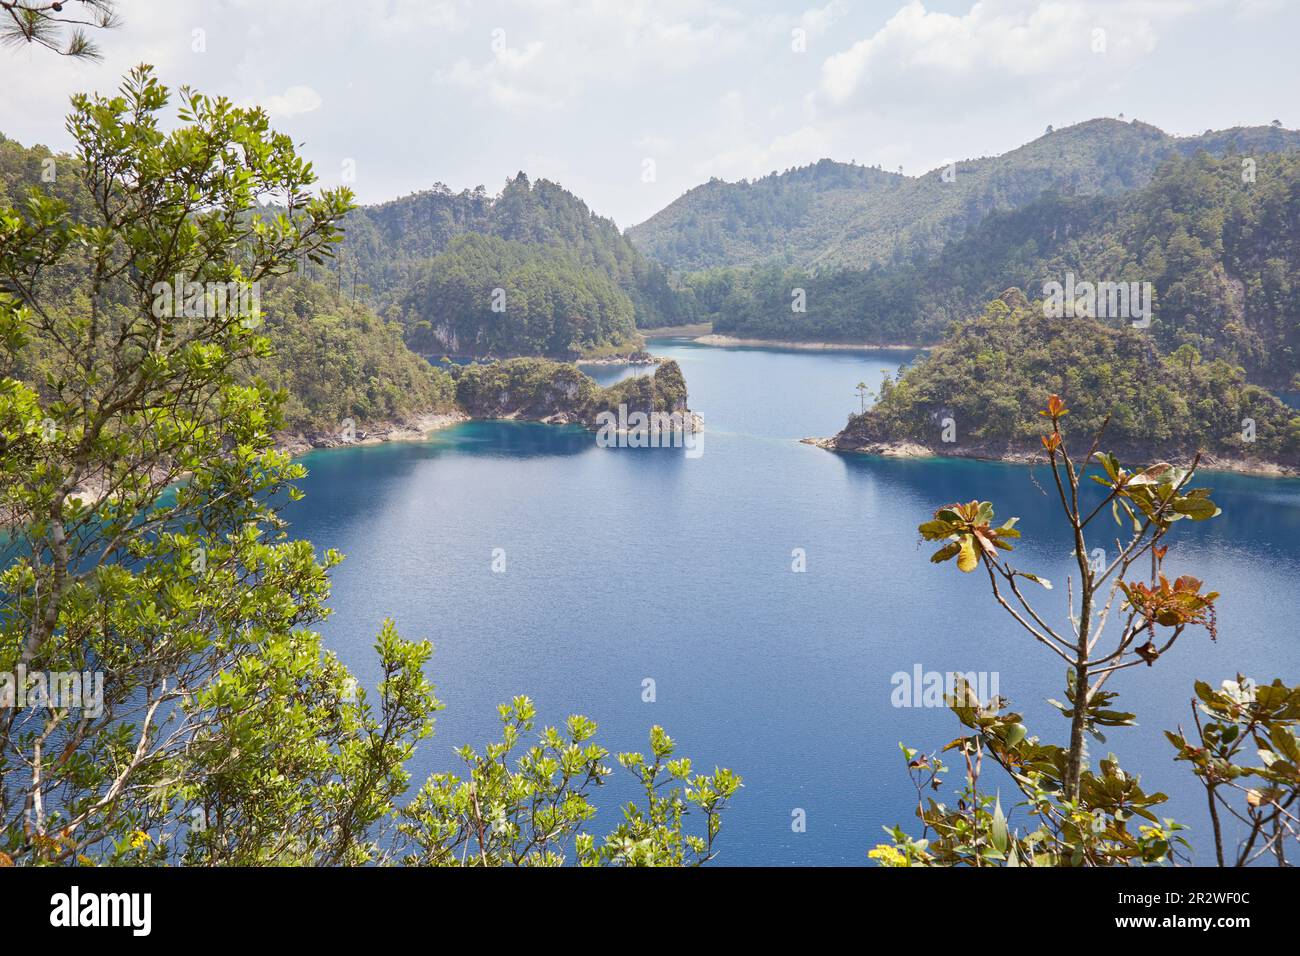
[574,353,658,367]
[274,410,470,457]
[637,323,713,338]
[801,436,1300,480]
[45,410,473,516]
[690,334,925,352]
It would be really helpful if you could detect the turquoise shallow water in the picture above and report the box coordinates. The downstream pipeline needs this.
[285,339,1300,865]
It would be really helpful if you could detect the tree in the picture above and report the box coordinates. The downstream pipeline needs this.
[1168,677,1300,866]
[0,63,356,862]
[931,394,1219,799]
[0,66,738,866]
[0,0,118,60]
[874,395,1226,866]
[397,699,741,866]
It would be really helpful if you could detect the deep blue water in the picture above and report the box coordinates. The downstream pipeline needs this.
[286,339,1300,865]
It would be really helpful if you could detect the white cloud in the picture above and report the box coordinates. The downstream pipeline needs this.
[696,124,835,181]
[800,0,850,37]
[434,1,751,114]
[251,85,323,118]
[818,0,1202,112]
[437,41,559,112]
[373,0,464,34]
[693,91,834,181]
[1234,0,1284,18]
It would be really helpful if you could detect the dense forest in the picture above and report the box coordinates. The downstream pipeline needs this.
[629,118,1300,272]
[692,150,1300,387]
[830,289,1300,467]
[339,172,694,354]
[394,234,640,359]
[0,132,458,435]
[249,276,456,431]
[0,132,666,433]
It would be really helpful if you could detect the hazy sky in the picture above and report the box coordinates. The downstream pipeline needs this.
[1,0,1296,228]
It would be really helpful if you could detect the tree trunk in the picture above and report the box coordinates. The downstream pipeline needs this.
[1065,661,1088,801]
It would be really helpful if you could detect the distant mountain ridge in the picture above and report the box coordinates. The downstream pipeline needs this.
[696,149,1300,386]
[627,119,1300,272]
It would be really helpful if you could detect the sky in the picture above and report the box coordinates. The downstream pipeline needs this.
[1,0,1296,229]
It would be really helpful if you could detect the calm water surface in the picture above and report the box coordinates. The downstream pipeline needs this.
[287,339,1300,865]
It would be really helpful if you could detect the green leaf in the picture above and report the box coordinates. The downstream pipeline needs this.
[919,519,954,539]
[1270,726,1300,765]
[1003,723,1027,748]
[1172,496,1220,520]
[990,797,1009,853]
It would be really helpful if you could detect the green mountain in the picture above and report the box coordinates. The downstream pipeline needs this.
[392,233,640,360]
[702,149,1300,386]
[825,289,1300,472]
[629,119,1300,272]
[625,159,905,273]
[248,275,456,433]
[338,172,693,354]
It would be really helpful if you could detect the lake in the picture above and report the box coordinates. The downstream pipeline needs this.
[286,338,1300,865]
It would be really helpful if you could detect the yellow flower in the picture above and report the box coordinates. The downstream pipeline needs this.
[868,844,908,867]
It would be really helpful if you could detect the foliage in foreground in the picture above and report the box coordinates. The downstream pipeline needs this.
[873,675,1300,868]
[0,131,456,437]
[398,697,740,867]
[874,396,1300,866]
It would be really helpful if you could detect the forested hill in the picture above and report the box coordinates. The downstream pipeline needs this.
[0,133,454,433]
[0,131,692,430]
[826,290,1300,473]
[625,159,906,273]
[696,150,1300,387]
[629,119,1300,272]
[340,172,692,338]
